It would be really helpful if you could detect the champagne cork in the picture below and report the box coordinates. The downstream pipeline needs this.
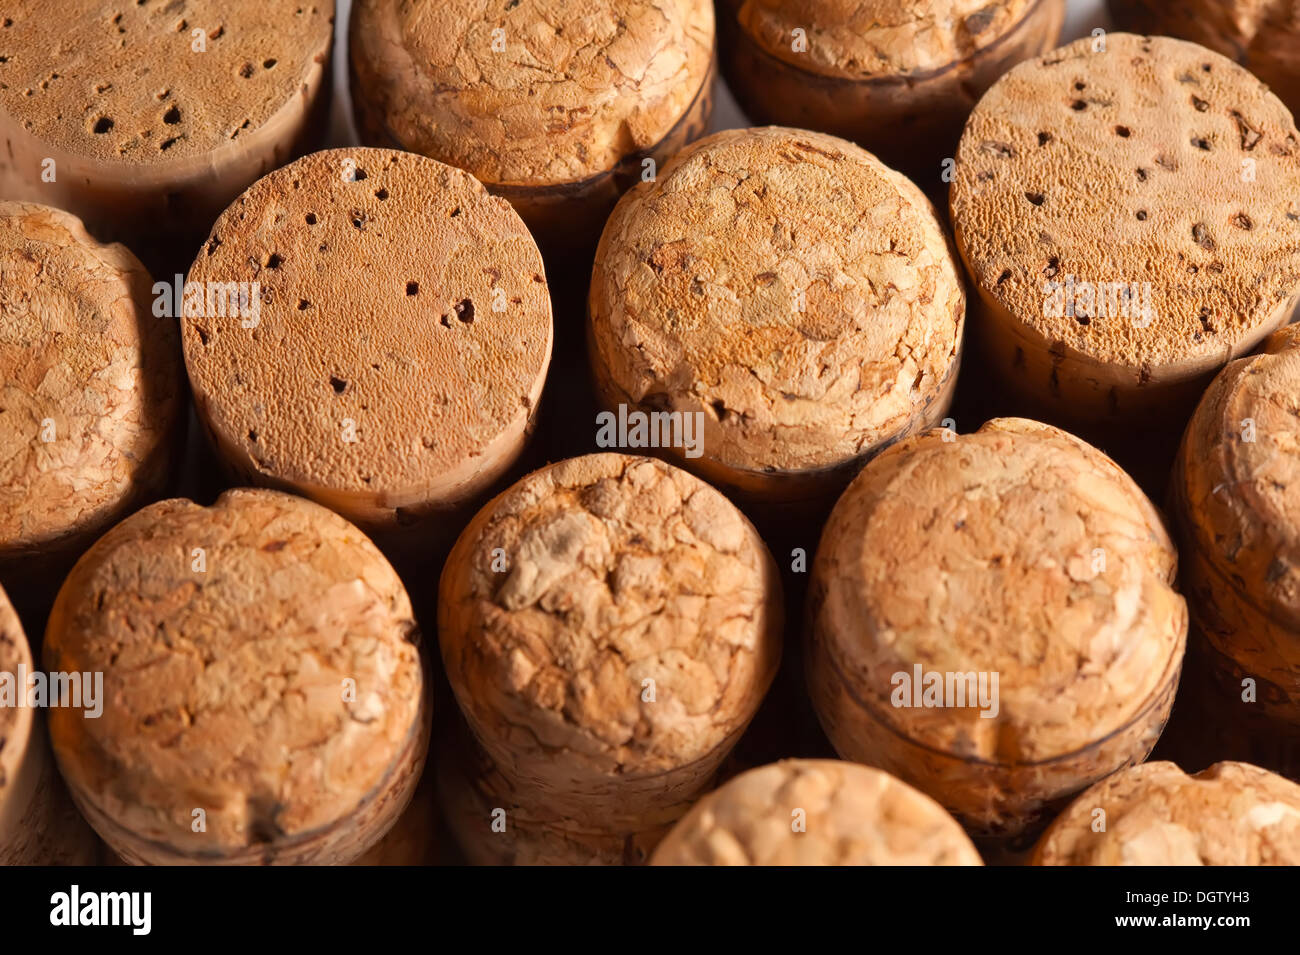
[650,759,983,865]
[438,453,782,832]
[0,200,183,625]
[0,1,334,272]
[1032,760,1300,865]
[588,127,965,515]
[181,147,553,552]
[43,488,429,865]
[718,0,1065,181]
[806,418,1187,838]
[348,0,716,259]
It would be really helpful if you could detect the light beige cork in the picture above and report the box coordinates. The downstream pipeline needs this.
[182,147,553,536]
[806,417,1187,836]
[951,33,1300,429]
[0,200,183,599]
[438,453,783,829]
[0,582,100,864]
[0,2,334,257]
[1032,760,1300,865]
[43,488,428,866]
[1169,322,1300,724]
[589,126,965,508]
[1110,1,1300,119]
[650,759,984,865]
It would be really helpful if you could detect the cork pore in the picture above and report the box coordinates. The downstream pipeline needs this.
[349,0,715,188]
[811,418,1186,763]
[590,126,964,478]
[43,488,425,859]
[650,759,984,865]
[952,33,1300,376]
[0,201,182,555]
[1033,760,1300,864]
[183,148,553,523]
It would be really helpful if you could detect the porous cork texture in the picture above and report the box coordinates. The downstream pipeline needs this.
[1169,323,1300,725]
[439,453,782,829]
[718,0,1065,176]
[589,127,965,507]
[951,33,1300,427]
[0,201,182,587]
[806,418,1187,836]
[43,488,428,865]
[182,148,553,535]
[1110,1,1300,118]
[650,759,984,865]
[0,2,334,255]
[1032,760,1300,865]
[0,582,99,865]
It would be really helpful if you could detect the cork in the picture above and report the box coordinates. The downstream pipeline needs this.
[951,33,1300,434]
[351,772,440,866]
[1110,1,1300,119]
[0,200,183,621]
[348,0,716,255]
[806,417,1187,837]
[1032,760,1300,865]
[718,0,1065,179]
[650,759,983,865]
[182,147,554,542]
[1169,322,1300,726]
[438,453,783,830]
[0,2,334,268]
[0,582,100,864]
[588,127,965,511]
[42,488,429,866]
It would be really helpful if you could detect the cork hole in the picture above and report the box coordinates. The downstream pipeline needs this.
[450,206,461,217]
[1136,210,1148,221]
[454,298,474,323]
[1076,314,1090,326]
[1191,137,1212,151]
[406,281,419,296]
[996,269,1012,285]
[197,328,210,346]
[1074,81,1086,91]
[2,18,12,27]
[374,187,388,200]
[712,400,729,421]
[351,167,368,182]
[91,116,114,134]
[1233,213,1253,231]
[1037,132,1052,146]
[1114,125,1131,138]
[266,253,282,269]
[304,212,317,225]
[1025,192,1045,206]
[239,63,254,79]
[1044,256,1060,278]
[1136,168,1148,182]
[329,376,347,395]
[1070,100,1087,112]
[159,136,180,151]
[163,105,180,125]
[247,430,257,442]
[1192,96,1209,112]
[297,299,310,310]
[263,59,277,69]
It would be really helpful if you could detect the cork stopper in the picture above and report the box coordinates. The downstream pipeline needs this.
[438,453,782,827]
[43,488,428,865]
[0,582,31,830]
[951,33,1300,420]
[650,759,984,865]
[1032,760,1300,865]
[182,148,553,533]
[589,127,964,504]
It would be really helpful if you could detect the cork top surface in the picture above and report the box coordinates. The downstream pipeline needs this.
[42,488,423,853]
[1033,761,1300,865]
[1176,323,1300,624]
[0,1,334,165]
[0,201,181,553]
[810,417,1186,763]
[350,0,715,187]
[0,583,30,803]
[736,0,1040,78]
[590,126,964,476]
[650,759,984,865]
[183,148,553,511]
[438,453,782,780]
[951,33,1300,372]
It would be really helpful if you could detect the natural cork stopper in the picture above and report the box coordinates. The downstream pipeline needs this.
[650,759,984,865]
[806,418,1187,833]
[951,33,1300,418]
[348,0,715,189]
[1033,760,1300,865]
[182,147,553,532]
[0,200,182,561]
[438,453,782,828]
[589,127,964,503]
[43,488,428,865]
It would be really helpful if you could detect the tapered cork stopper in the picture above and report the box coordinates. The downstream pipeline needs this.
[1032,760,1300,865]
[182,148,553,535]
[651,759,984,865]
[807,417,1187,835]
[589,127,964,507]
[951,33,1300,426]
[43,488,428,865]
[438,453,782,829]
